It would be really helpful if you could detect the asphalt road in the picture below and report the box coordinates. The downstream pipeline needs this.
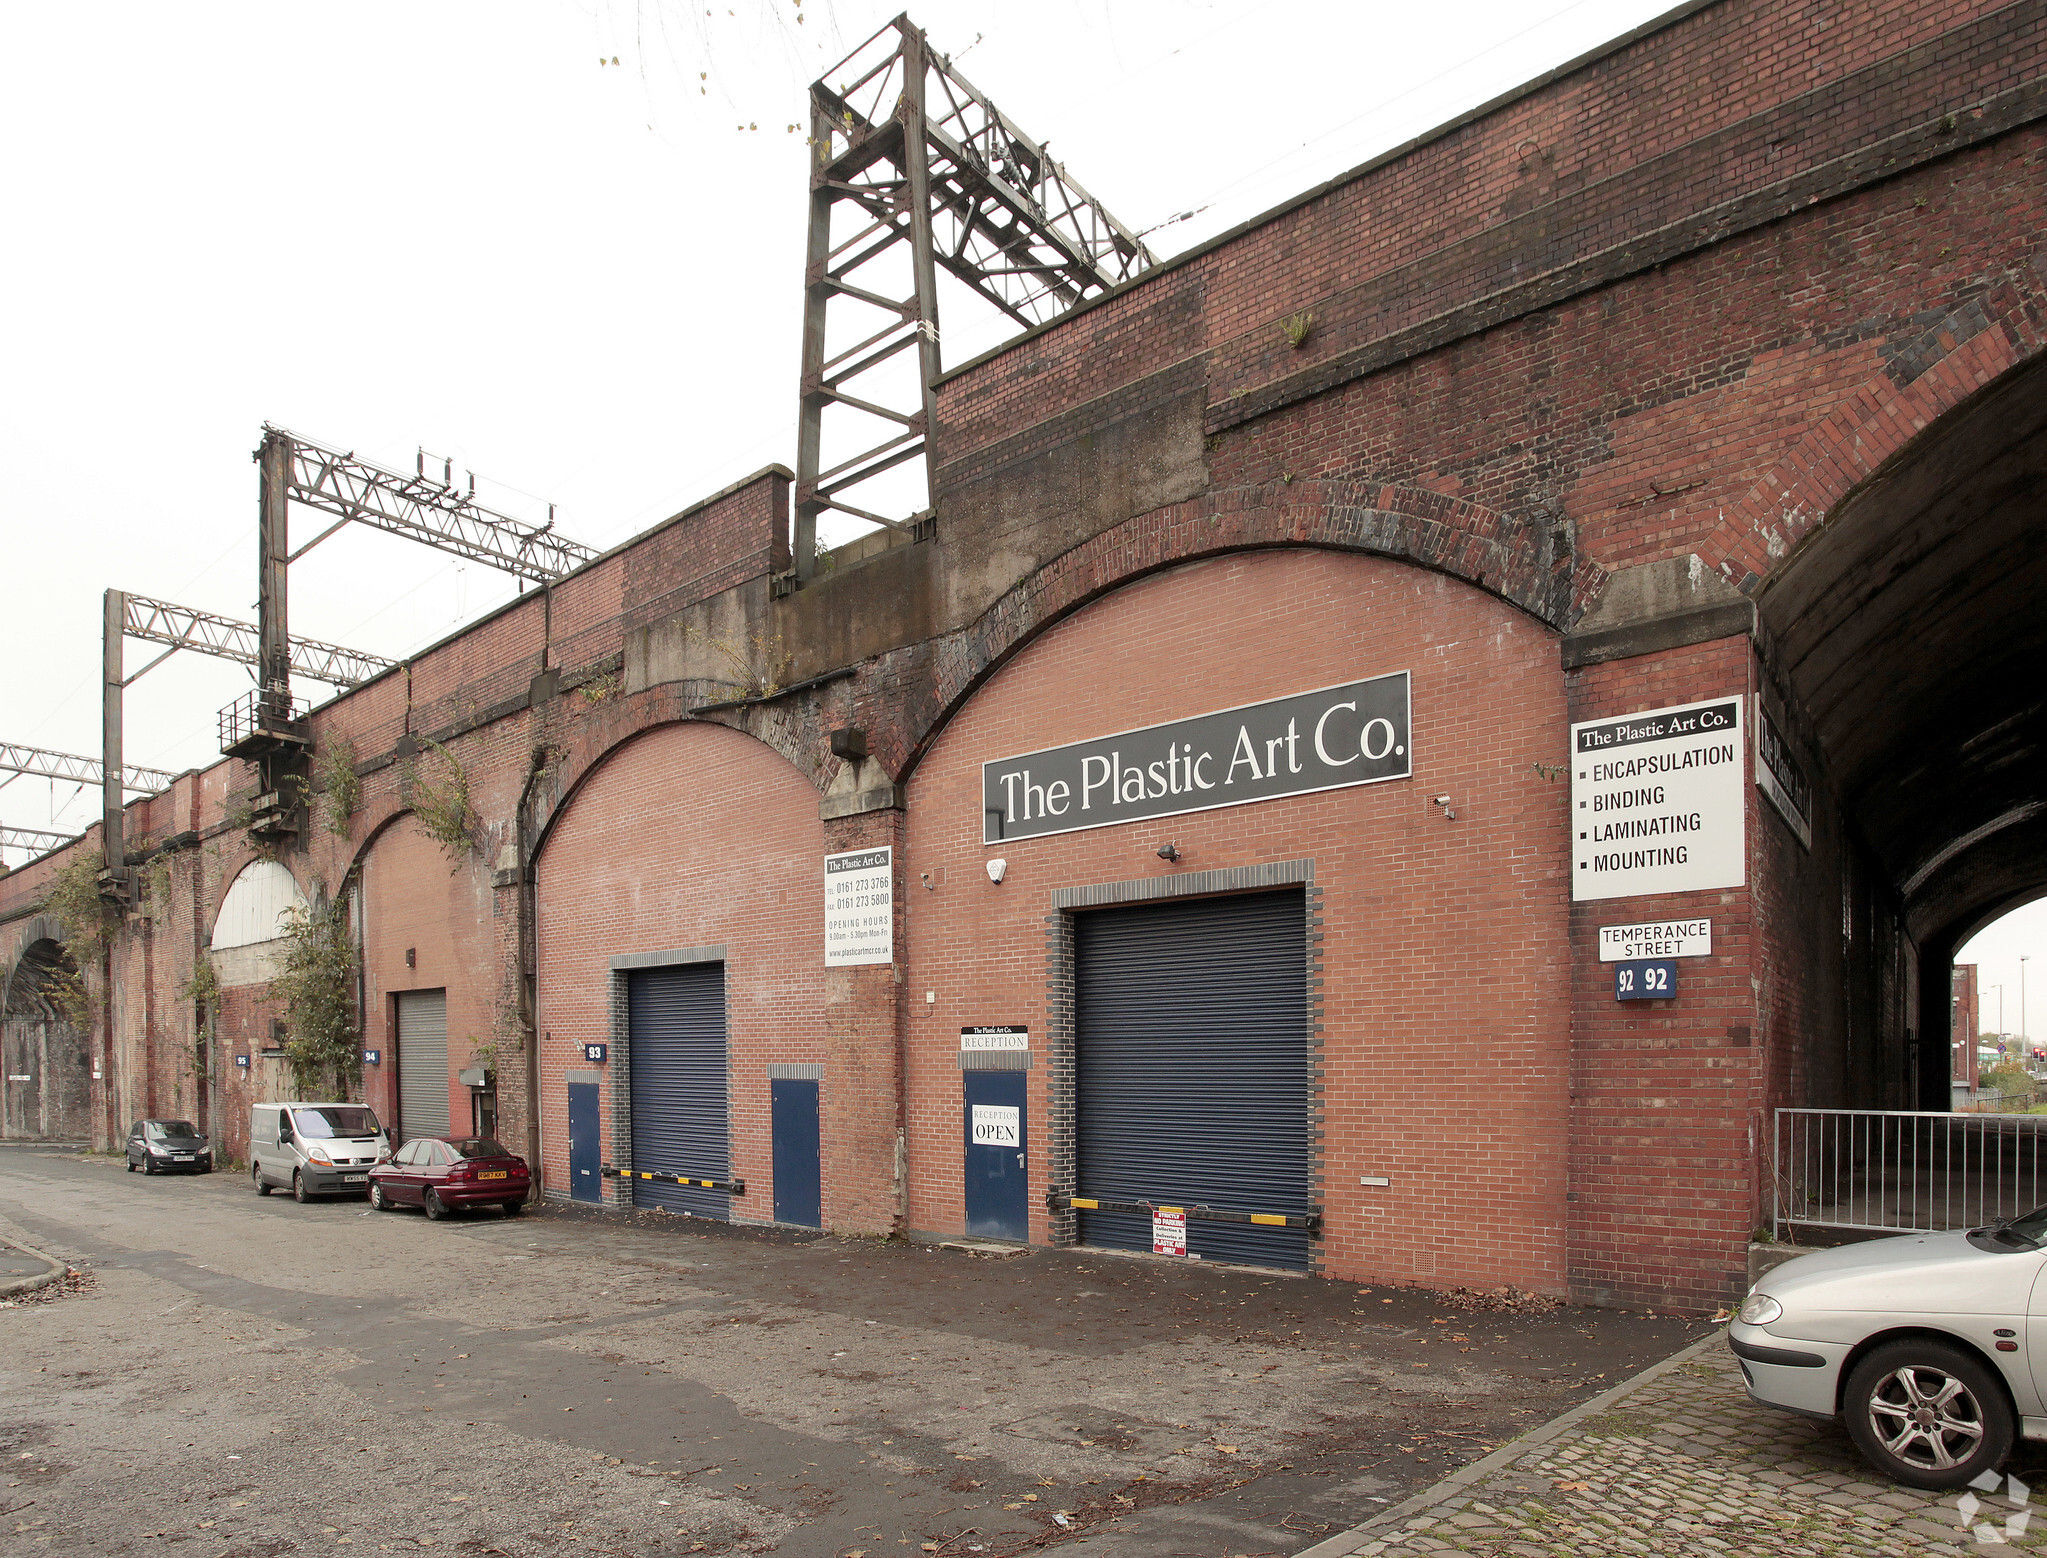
[0,1144,1707,1557]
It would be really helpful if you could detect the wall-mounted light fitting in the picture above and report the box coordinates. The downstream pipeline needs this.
[1156,841,1181,862]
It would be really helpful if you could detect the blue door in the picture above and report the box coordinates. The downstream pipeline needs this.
[568,1080,601,1203]
[771,1079,822,1228]
[963,1070,1028,1241]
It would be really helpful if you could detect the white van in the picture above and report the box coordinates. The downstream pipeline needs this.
[251,1101,390,1202]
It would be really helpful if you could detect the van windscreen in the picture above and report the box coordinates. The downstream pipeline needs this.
[292,1106,381,1139]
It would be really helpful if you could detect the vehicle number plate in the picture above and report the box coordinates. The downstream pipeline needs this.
[479,1171,507,1180]
[343,1174,368,1184]
[173,1154,193,1161]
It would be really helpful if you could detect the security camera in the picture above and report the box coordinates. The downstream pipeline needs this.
[1432,795,1451,805]
[986,858,1007,885]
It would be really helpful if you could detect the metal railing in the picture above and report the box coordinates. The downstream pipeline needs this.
[1773,1108,2047,1240]
[217,688,310,754]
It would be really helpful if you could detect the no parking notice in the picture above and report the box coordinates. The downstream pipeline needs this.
[1571,697,1745,902]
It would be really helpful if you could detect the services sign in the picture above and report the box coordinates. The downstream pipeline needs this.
[824,847,893,967]
[982,673,1411,843]
[1571,697,1745,902]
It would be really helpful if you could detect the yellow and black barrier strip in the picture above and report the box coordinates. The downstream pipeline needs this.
[1047,1191,1319,1234]
[601,1165,746,1195]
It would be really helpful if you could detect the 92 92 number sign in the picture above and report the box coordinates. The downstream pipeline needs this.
[1614,959,1677,1001]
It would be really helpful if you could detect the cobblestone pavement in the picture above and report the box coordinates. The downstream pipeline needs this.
[1302,1336,2047,1556]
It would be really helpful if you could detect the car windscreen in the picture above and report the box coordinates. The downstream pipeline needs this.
[292,1106,381,1139]
[448,1138,511,1159]
[148,1120,203,1139]
[1998,1204,2047,1246]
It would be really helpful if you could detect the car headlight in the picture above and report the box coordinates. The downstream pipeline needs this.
[307,1147,334,1166]
[1738,1292,1783,1326]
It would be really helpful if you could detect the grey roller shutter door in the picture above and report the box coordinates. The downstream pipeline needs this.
[396,989,450,1144]
[627,963,730,1219]
[1075,890,1310,1269]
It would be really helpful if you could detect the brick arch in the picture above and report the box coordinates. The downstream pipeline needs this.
[529,714,818,867]
[894,478,1597,783]
[1701,266,2047,593]
[1,915,69,1009]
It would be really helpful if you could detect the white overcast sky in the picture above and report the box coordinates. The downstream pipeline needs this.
[2,0,2039,1003]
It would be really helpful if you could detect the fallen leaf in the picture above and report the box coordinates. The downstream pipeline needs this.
[1554,1479,1590,1492]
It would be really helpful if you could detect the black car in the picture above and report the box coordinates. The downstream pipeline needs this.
[126,1119,213,1174]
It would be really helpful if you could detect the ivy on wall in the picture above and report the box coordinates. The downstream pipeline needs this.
[272,898,361,1099]
[37,851,108,1030]
[313,737,361,837]
[400,738,478,866]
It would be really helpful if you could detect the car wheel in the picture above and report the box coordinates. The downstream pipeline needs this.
[422,1188,448,1222]
[501,1198,524,1217]
[370,1182,393,1212]
[292,1170,312,1204]
[126,1157,136,1172]
[254,1162,272,1196]
[1843,1339,2015,1490]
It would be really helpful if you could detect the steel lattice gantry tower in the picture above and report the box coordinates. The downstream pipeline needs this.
[792,14,1157,581]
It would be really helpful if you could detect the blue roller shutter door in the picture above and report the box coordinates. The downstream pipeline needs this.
[627,963,730,1218]
[1074,890,1310,1269]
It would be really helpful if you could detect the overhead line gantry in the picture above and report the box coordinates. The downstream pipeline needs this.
[792,14,1155,580]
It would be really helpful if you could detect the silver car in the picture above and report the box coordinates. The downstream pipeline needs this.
[1731,1214,2047,1488]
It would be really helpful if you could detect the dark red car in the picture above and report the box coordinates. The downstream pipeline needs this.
[367,1136,530,1219]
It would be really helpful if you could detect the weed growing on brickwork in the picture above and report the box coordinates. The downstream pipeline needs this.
[139,853,173,918]
[312,736,361,837]
[399,738,478,865]
[684,627,793,700]
[224,792,259,835]
[41,850,112,957]
[272,895,361,1099]
[577,671,623,705]
[1281,309,1314,349]
[185,970,218,1083]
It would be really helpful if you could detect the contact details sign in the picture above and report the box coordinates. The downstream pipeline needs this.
[982,673,1411,843]
[824,847,893,966]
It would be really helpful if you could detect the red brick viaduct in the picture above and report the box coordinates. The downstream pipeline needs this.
[6,0,2046,1308]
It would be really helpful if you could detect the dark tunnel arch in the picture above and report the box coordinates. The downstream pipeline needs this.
[2,935,90,1139]
[1758,350,2047,1106]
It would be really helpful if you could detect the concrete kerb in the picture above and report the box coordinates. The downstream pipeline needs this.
[0,1233,69,1299]
[1290,1329,1728,1558]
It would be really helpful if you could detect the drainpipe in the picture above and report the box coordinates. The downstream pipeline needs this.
[516,745,549,1193]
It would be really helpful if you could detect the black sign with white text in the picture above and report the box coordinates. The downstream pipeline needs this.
[982,673,1411,843]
